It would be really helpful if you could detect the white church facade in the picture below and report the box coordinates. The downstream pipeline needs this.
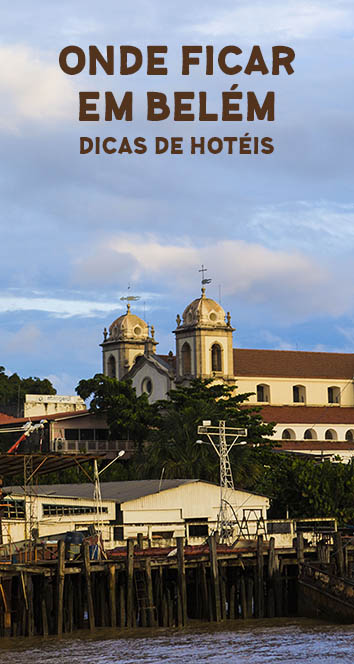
[100,288,354,458]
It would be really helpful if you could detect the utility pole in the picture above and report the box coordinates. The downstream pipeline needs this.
[197,420,247,543]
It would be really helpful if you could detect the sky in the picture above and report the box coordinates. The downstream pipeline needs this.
[1,0,354,394]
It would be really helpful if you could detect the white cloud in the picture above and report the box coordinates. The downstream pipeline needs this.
[192,1,353,40]
[0,295,119,318]
[75,233,352,319]
[0,45,75,132]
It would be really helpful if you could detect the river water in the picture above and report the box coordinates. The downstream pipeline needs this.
[1,619,354,663]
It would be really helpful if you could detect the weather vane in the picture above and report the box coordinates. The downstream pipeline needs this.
[199,264,212,285]
[120,283,141,302]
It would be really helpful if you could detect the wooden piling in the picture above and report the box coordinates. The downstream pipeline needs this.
[83,541,95,631]
[255,535,264,618]
[126,538,134,628]
[145,558,156,627]
[296,531,304,564]
[108,565,117,627]
[177,537,188,626]
[56,539,65,635]
[208,534,221,622]
[335,532,345,577]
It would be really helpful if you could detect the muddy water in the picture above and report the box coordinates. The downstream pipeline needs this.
[1,619,354,663]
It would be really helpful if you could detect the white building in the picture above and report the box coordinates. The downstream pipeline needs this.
[1,479,269,550]
[100,288,354,459]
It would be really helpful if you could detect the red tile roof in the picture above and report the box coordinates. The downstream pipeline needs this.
[234,348,354,379]
[0,413,18,424]
[0,410,89,426]
[278,441,354,451]
[258,405,354,425]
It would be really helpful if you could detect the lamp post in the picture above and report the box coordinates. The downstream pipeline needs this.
[93,450,125,557]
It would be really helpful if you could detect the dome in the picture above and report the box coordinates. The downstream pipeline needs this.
[108,303,149,341]
[180,288,227,328]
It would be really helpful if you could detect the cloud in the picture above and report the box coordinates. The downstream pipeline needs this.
[0,45,75,132]
[0,294,119,318]
[74,233,352,320]
[192,1,353,40]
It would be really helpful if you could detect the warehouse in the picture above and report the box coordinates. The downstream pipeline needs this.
[1,479,269,550]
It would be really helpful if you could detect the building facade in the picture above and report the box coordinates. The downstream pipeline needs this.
[101,288,354,458]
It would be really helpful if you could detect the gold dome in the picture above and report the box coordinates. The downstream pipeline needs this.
[108,304,149,341]
[180,288,227,328]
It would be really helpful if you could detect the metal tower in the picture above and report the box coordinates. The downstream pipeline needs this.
[197,420,247,543]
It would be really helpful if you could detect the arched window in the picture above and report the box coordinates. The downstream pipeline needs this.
[211,343,222,372]
[256,384,270,403]
[107,355,116,378]
[328,386,340,404]
[282,429,295,440]
[346,430,354,442]
[304,429,317,440]
[325,429,337,440]
[181,342,191,375]
[141,377,153,396]
[293,385,306,403]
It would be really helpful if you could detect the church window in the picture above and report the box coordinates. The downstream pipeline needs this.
[107,355,116,378]
[345,430,354,442]
[181,342,192,375]
[304,429,316,440]
[134,326,141,336]
[325,429,337,440]
[328,386,340,404]
[293,385,306,403]
[256,384,270,402]
[142,377,153,396]
[209,312,217,322]
[211,343,222,372]
[282,428,295,440]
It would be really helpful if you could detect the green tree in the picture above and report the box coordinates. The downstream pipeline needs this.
[0,366,56,416]
[76,373,155,448]
[256,451,354,524]
[134,379,275,483]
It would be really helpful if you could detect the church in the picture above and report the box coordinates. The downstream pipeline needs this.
[100,287,354,459]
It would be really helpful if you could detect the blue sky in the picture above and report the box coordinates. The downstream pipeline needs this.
[1,0,354,394]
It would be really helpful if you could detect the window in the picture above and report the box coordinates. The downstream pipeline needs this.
[80,429,94,440]
[304,429,317,440]
[141,377,153,396]
[328,386,340,404]
[211,343,222,372]
[293,385,306,403]
[282,429,295,440]
[346,430,354,442]
[42,503,108,517]
[256,384,270,402]
[64,429,79,441]
[181,342,192,374]
[188,523,209,537]
[325,429,337,440]
[107,355,116,378]
[1,500,25,520]
[95,429,109,441]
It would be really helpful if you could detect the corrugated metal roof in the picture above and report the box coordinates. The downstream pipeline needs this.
[4,479,270,502]
[5,479,196,502]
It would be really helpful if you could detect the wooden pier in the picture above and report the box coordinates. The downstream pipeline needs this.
[0,532,339,638]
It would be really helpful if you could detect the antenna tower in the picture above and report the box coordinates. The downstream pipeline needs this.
[197,420,247,543]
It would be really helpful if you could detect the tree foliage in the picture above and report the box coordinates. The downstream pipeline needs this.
[256,451,354,525]
[76,373,155,447]
[133,379,275,484]
[0,366,56,416]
